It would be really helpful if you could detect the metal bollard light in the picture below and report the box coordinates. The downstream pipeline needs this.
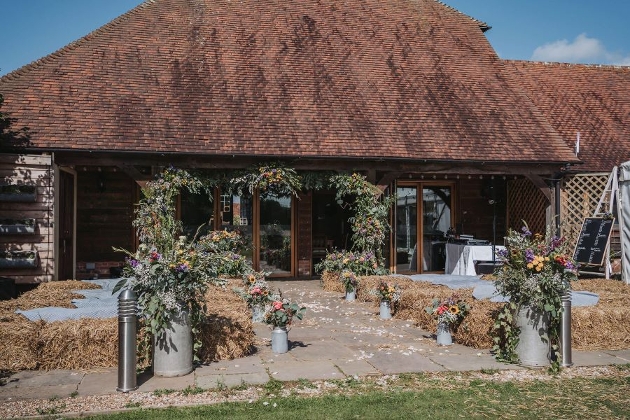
[560,291,573,367]
[117,289,138,392]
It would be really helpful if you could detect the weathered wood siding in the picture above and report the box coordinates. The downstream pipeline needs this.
[75,167,135,279]
[0,154,54,284]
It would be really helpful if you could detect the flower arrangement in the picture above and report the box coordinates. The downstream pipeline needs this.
[340,270,359,292]
[491,223,578,369]
[113,167,240,362]
[329,173,396,259]
[315,250,387,276]
[494,224,577,309]
[231,162,302,198]
[235,271,274,308]
[425,294,470,325]
[372,281,401,303]
[265,294,307,329]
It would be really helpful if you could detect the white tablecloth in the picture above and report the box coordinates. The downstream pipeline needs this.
[445,243,505,276]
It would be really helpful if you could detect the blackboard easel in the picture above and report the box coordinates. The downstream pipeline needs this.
[572,217,615,266]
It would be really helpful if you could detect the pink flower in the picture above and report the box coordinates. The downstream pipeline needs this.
[273,301,283,310]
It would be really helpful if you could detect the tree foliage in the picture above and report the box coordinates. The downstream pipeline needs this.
[0,93,31,151]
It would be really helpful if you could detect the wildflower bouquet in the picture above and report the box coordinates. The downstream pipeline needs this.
[265,293,307,329]
[315,250,387,276]
[425,294,470,325]
[494,224,577,310]
[234,271,274,308]
[340,270,359,293]
[372,281,401,303]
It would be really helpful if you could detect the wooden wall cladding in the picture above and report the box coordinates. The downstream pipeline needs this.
[0,154,54,284]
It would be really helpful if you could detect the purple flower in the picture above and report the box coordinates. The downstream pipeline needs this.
[176,263,189,272]
[525,249,535,263]
[128,258,139,268]
[521,226,532,237]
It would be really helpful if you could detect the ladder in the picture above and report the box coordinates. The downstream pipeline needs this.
[592,167,620,279]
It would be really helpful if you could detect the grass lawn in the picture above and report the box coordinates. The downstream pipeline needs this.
[83,367,630,420]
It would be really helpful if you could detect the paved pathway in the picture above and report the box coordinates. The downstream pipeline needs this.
[1,280,629,401]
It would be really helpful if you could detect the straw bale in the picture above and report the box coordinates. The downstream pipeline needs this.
[1,280,103,312]
[36,318,118,370]
[393,281,500,348]
[0,315,39,371]
[321,271,343,292]
[198,284,255,362]
[570,279,630,350]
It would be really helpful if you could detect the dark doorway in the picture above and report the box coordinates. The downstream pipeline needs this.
[58,170,75,280]
[311,191,352,266]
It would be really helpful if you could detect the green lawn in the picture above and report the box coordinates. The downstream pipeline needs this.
[83,367,630,420]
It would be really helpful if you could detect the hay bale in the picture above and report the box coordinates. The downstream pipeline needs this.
[394,281,500,349]
[198,283,255,362]
[1,280,102,312]
[0,315,40,371]
[571,279,630,350]
[36,318,118,370]
[321,271,343,292]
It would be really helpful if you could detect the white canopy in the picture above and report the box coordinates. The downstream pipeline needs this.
[619,161,630,284]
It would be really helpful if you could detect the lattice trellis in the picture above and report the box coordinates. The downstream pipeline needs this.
[561,173,610,248]
[507,179,547,235]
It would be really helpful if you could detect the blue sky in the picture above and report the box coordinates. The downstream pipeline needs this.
[1,0,629,77]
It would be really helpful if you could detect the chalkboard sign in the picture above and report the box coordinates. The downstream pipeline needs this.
[572,217,615,265]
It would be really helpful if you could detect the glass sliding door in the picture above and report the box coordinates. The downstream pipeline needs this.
[259,193,292,276]
[395,187,418,273]
[220,193,254,264]
[180,189,215,239]
[395,183,454,273]
[421,186,451,272]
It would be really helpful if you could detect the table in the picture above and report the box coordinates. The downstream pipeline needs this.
[445,243,505,276]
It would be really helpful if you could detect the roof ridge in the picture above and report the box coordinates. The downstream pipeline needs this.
[434,0,491,32]
[505,59,630,71]
[0,0,153,82]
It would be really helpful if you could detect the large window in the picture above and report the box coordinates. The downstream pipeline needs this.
[259,194,292,276]
[396,182,454,273]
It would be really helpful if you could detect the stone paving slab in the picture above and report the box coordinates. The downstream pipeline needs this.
[195,358,267,376]
[266,359,344,381]
[365,349,446,374]
[136,372,195,393]
[428,353,522,371]
[79,368,118,396]
[334,359,381,377]
[570,351,629,367]
[606,349,630,362]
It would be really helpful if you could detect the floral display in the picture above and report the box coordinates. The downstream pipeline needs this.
[234,271,274,308]
[329,173,395,261]
[494,224,577,310]
[425,294,470,325]
[230,162,302,197]
[315,250,387,276]
[491,223,578,369]
[340,270,359,293]
[372,281,401,303]
[265,294,307,328]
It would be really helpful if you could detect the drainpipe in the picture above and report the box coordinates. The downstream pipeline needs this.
[553,171,572,366]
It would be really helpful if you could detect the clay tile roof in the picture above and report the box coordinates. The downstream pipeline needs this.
[0,0,577,165]
[505,60,630,172]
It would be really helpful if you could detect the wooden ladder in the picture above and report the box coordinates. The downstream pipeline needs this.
[592,167,620,279]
